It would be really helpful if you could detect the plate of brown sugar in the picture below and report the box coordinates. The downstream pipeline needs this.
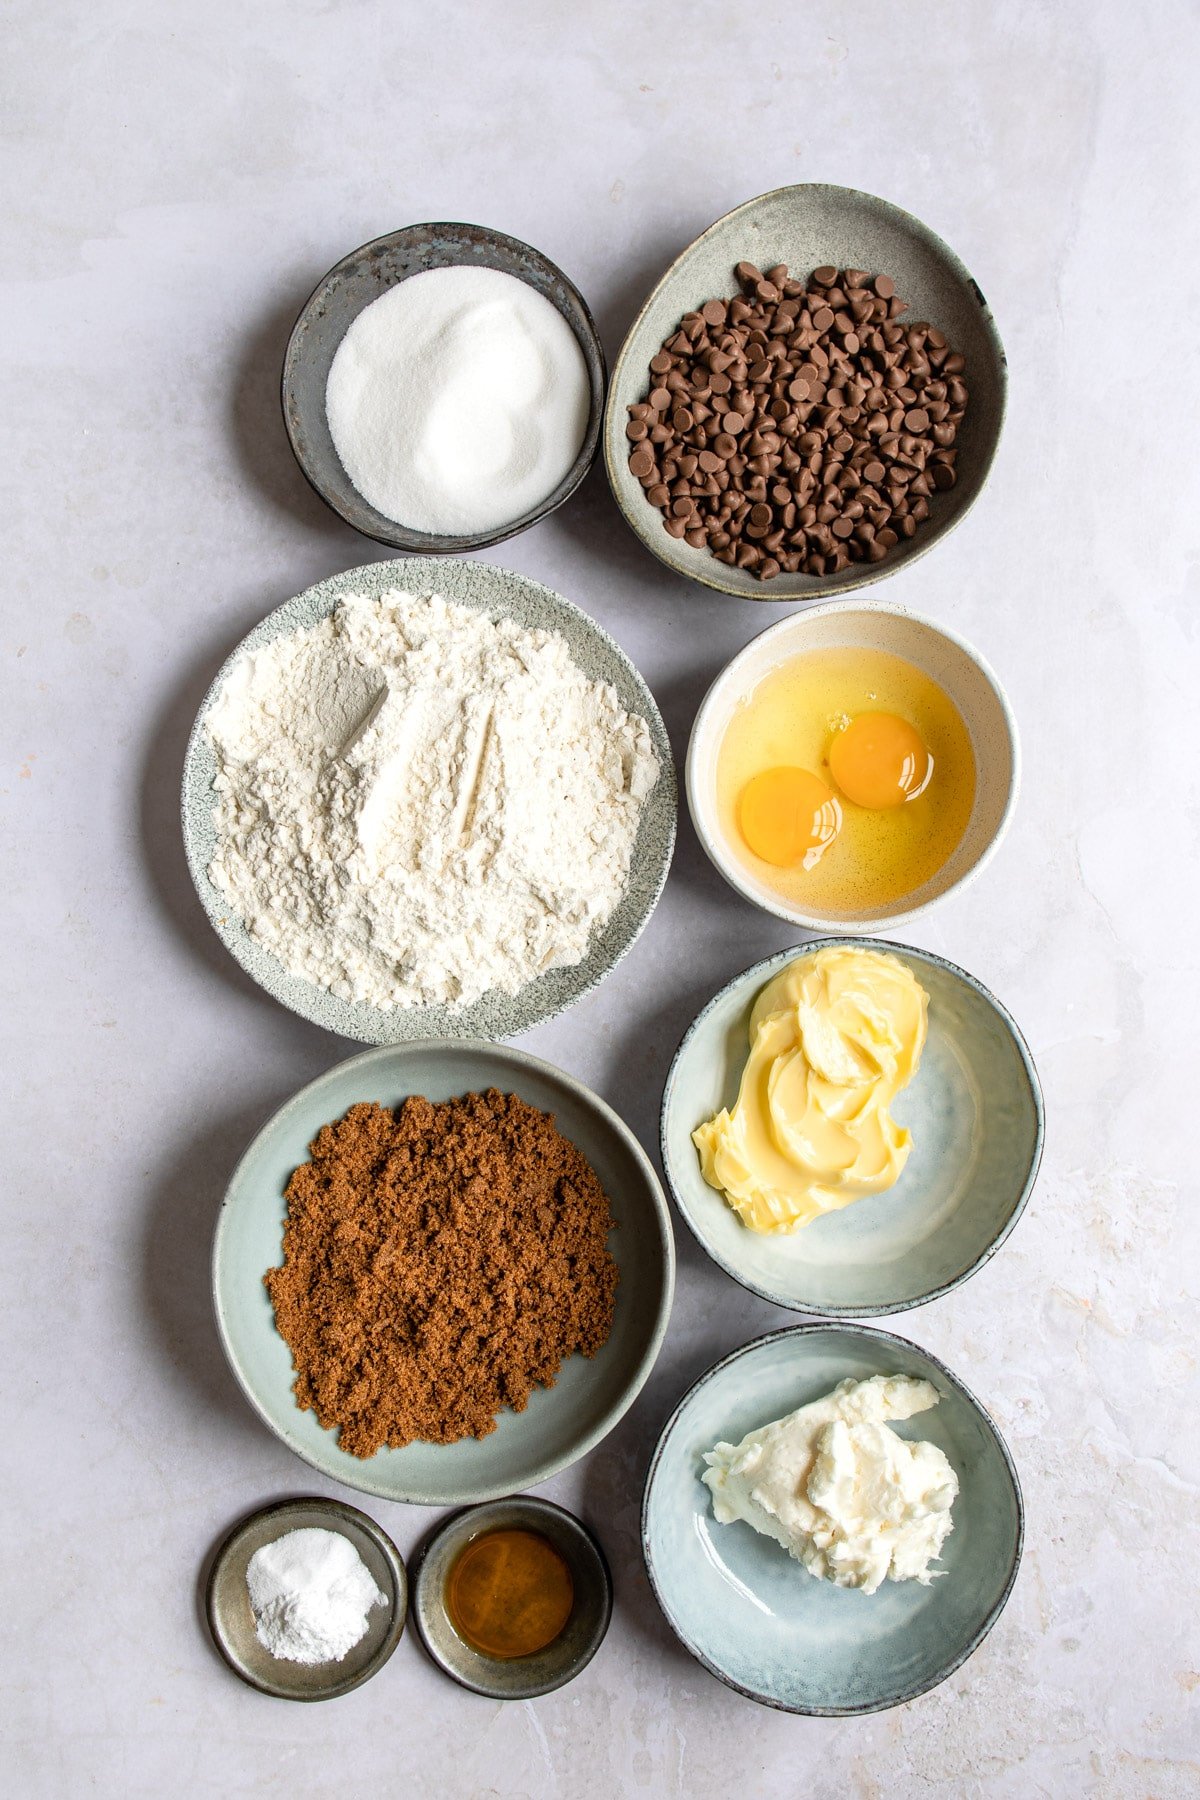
[603,183,1006,601]
[212,1039,675,1505]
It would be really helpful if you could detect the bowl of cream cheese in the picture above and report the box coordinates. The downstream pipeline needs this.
[642,1322,1024,1715]
[661,940,1043,1315]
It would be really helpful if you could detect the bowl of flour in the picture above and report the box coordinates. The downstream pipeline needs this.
[182,558,676,1043]
[282,223,606,552]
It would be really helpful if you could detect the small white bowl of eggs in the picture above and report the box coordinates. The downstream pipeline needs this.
[686,601,1018,932]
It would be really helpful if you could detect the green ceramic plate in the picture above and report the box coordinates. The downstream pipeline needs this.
[604,183,1006,601]
[212,1040,675,1505]
[181,557,676,1045]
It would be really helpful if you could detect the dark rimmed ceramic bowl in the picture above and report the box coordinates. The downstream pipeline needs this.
[282,222,605,551]
[660,939,1043,1316]
[604,183,1006,600]
[642,1323,1023,1715]
[410,1496,612,1699]
[205,1496,407,1701]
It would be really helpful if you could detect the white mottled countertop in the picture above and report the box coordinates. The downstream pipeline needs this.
[3,2,1197,1794]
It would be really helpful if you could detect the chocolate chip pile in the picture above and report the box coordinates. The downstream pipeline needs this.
[626,262,968,580]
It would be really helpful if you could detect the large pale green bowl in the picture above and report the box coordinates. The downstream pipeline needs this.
[213,1041,675,1505]
[642,1323,1023,1714]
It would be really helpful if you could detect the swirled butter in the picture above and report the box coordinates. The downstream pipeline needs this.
[702,1375,958,1594]
[692,945,928,1234]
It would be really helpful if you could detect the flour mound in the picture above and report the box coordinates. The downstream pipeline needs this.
[205,591,660,1010]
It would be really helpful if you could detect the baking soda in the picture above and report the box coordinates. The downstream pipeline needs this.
[246,1528,386,1665]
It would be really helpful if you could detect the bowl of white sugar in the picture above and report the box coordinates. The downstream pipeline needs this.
[282,223,606,551]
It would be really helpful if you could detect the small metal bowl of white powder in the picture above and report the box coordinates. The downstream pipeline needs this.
[205,1496,407,1700]
[282,222,606,552]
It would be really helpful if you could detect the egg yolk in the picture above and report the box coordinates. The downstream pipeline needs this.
[739,767,842,868]
[828,713,932,810]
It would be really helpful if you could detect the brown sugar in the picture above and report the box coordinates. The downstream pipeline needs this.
[264,1090,619,1456]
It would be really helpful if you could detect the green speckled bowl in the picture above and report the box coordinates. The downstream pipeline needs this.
[604,184,1006,601]
[212,1039,675,1506]
[181,558,676,1044]
[661,941,1043,1316]
[643,1324,1023,1714]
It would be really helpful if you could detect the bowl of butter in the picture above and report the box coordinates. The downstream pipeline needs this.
[642,1322,1023,1714]
[660,940,1042,1315]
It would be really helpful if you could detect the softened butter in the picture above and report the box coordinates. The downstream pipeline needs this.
[692,945,928,1233]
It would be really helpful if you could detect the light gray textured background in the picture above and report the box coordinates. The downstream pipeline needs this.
[3,3,1197,1795]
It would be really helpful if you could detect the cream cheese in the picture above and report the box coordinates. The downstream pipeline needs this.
[701,1374,958,1594]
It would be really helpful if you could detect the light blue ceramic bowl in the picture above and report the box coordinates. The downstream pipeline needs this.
[213,1041,675,1506]
[661,940,1042,1316]
[642,1323,1023,1714]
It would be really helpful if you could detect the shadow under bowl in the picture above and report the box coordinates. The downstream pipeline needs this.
[642,1323,1024,1714]
[686,598,1018,935]
[283,222,606,552]
[661,940,1043,1316]
[604,182,1006,601]
[410,1496,612,1699]
[205,1496,407,1701]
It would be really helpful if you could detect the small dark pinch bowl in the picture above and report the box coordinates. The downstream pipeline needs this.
[205,1496,407,1701]
[409,1495,612,1700]
[282,222,607,552]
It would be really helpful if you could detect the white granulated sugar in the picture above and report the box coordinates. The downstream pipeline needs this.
[325,266,591,535]
[246,1527,386,1666]
[205,591,660,1010]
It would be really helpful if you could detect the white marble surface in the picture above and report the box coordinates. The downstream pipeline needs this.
[4,3,1198,1794]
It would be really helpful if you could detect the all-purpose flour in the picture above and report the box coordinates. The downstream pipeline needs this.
[205,591,659,1010]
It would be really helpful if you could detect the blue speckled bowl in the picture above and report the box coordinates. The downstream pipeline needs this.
[642,1323,1023,1715]
[661,940,1042,1315]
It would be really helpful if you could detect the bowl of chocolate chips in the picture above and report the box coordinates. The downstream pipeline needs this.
[604,184,1006,601]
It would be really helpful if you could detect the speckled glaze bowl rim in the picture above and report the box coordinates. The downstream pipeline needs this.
[684,596,1020,933]
[641,1321,1025,1716]
[180,556,677,1046]
[204,1495,408,1702]
[603,181,1007,601]
[659,937,1045,1316]
[408,1494,614,1699]
[282,221,607,552]
[210,1037,677,1505]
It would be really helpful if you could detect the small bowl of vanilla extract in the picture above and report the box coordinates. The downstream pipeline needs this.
[410,1495,612,1699]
